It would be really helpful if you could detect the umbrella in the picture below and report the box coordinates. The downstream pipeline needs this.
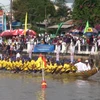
[82,27,98,37]
[0,30,14,37]
[13,29,36,36]
[84,32,98,37]
[70,29,80,34]
[12,29,24,36]
[26,29,36,36]
[82,27,98,33]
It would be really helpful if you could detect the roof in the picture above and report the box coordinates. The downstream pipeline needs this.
[63,20,74,25]
[48,24,73,29]
[48,19,74,29]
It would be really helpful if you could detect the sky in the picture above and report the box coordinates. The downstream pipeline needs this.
[0,0,10,5]
[0,0,10,12]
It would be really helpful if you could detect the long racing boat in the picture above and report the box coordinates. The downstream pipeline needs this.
[46,67,99,79]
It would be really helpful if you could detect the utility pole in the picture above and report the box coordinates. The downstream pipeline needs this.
[44,0,47,34]
[10,0,12,30]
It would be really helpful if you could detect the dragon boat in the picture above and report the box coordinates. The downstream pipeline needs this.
[28,67,99,79]
[45,67,99,79]
[0,67,99,79]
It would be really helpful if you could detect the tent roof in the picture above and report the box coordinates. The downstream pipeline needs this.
[48,19,74,29]
[63,19,74,25]
[48,24,73,29]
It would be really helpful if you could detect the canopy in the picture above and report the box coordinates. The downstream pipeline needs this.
[13,29,36,36]
[48,24,73,29]
[84,32,98,37]
[26,29,36,36]
[0,30,14,37]
[70,29,80,34]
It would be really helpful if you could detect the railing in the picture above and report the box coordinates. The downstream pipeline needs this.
[24,42,99,55]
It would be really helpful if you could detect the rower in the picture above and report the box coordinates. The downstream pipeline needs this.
[74,58,88,72]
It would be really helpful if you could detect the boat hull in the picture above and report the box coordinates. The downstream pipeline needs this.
[45,68,98,79]
[0,68,98,79]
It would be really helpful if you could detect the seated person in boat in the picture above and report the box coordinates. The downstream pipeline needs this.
[74,58,91,72]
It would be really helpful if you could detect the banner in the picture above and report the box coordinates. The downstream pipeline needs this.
[33,44,55,52]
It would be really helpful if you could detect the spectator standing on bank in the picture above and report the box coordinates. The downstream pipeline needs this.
[55,42,61,62]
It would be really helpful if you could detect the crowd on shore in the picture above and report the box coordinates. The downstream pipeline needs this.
[0,32,100,57]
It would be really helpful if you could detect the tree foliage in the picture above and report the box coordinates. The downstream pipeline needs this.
[72,0,100,27]
[12,0,72,33]
[12,0,55,23]
[55,0,67,6]
[51,0,71,24]
[0,6,2,10]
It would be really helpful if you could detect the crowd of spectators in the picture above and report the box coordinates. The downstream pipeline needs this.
[0,31,100,60]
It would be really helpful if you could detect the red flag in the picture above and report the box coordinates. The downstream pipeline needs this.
[38,54,47,68]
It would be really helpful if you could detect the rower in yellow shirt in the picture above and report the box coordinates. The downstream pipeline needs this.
[64,61,71,73]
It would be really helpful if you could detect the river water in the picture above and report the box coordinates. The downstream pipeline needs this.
[0,71,100,100]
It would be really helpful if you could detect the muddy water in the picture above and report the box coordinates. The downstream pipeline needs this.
[0,71,100,100]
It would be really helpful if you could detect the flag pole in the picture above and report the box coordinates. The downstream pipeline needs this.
[42,65,45,81]
[24,12,28,36]
[41,55,47,89]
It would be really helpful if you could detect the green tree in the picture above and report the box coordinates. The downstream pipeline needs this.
[55,0,67,5]
[12,0,55,25]
[72,0,100,27]
[51,0,71,24]
[0,6,2,10]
